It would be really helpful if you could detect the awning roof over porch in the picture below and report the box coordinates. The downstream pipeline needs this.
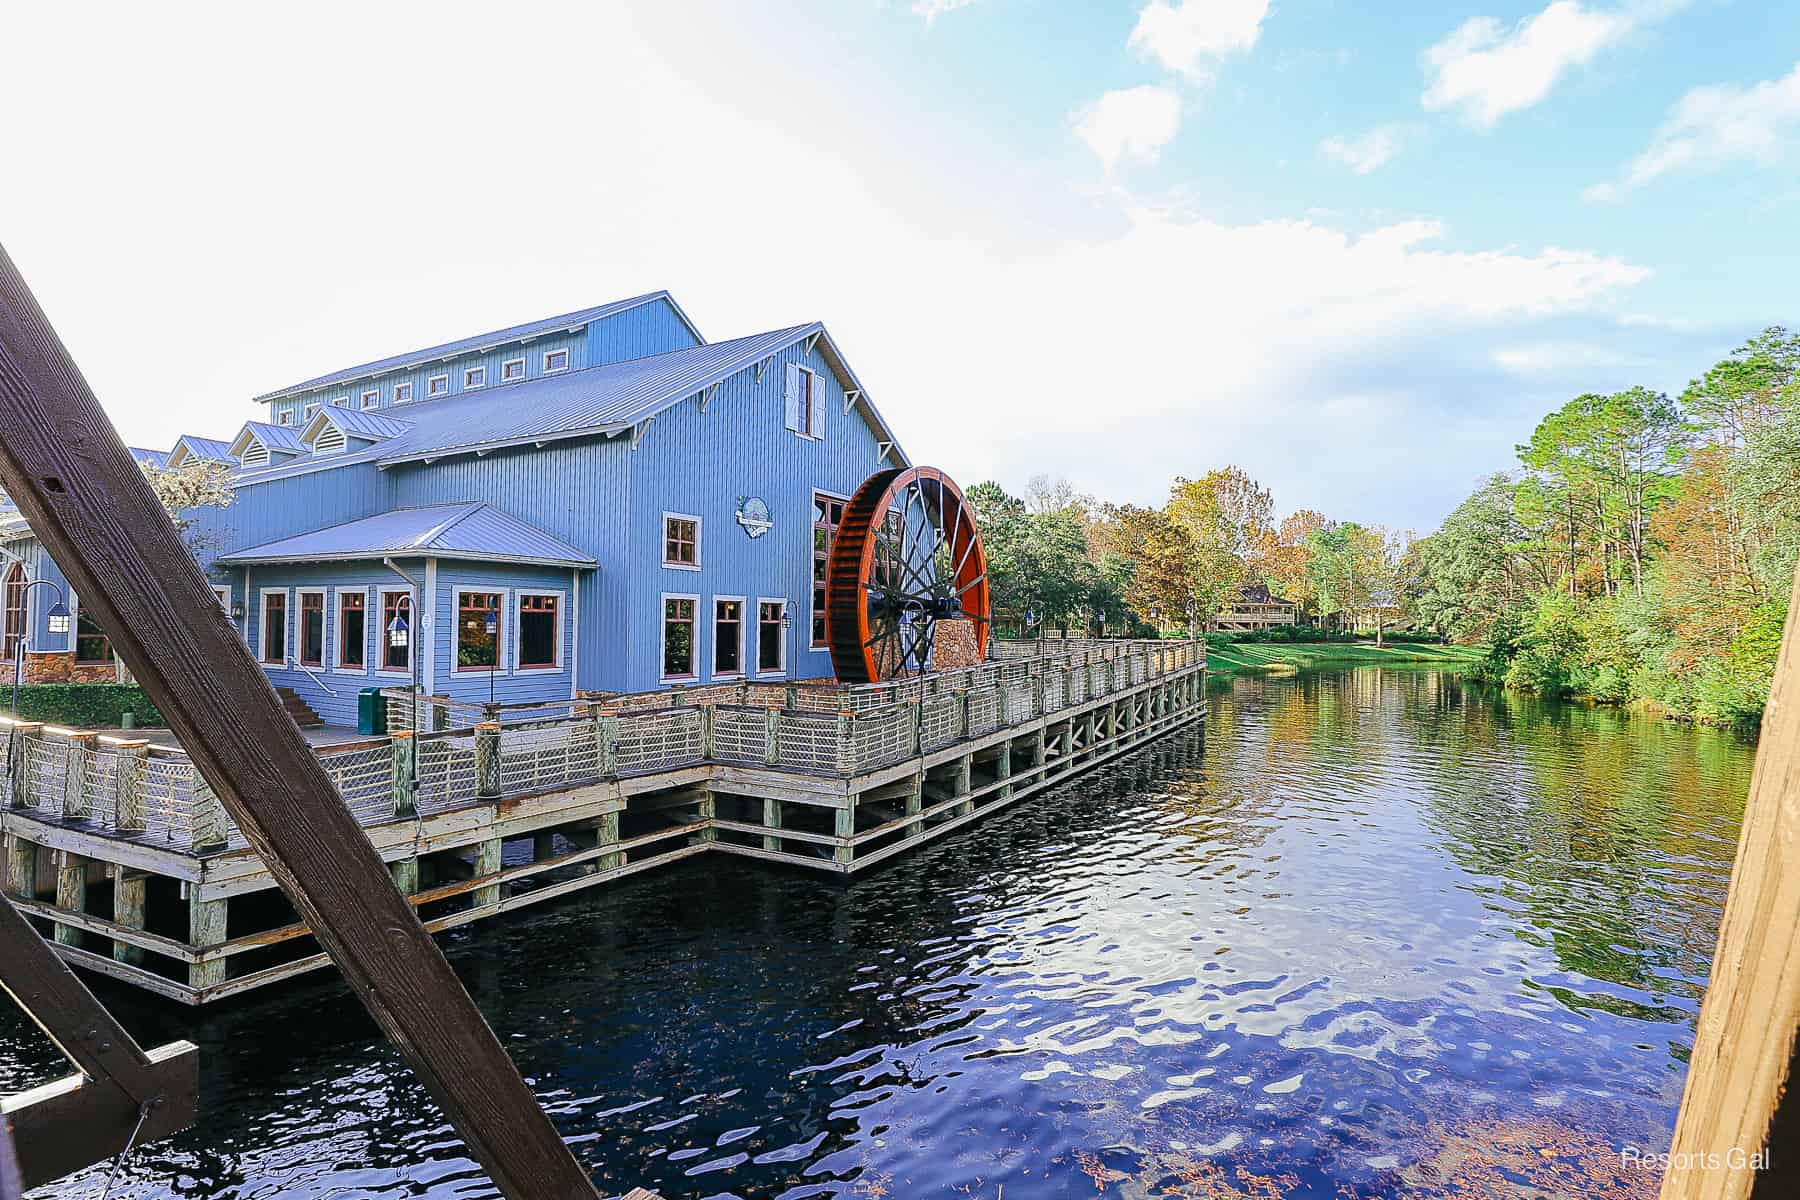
[216,502,597,570]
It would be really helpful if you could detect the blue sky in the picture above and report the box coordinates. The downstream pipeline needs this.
[2,1,1797,531]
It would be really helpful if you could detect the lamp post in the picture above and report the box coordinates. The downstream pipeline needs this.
[11,579,69,717]
[780,609,793,684]
[485,607,499,713]
[387,599,420,807]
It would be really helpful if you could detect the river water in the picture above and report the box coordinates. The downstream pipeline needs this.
[5,667,1755,1199]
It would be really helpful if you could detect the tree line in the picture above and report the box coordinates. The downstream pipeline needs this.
[1408,327,1800,729]
[965,471,1410,639]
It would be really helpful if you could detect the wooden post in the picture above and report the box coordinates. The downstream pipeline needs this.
[997,740,1013,801]
[187,890,227,989]
[113,738,149,835]
[112,868,146,966]
[390,856,420,895]
[909,700,923,757]
[472,839,502,908]
[764,705,781,767]
[8,723,40,809]
[596,810,622,873]
[762,797,783,853]
[954,754,973,817]
[391,731,417,818]
[905,770,923,837]
[52,851,84,947]
[836,710,853,775]
[1659,565,1800,1200]
[4,835,34,899]
[60,731,96,822]
[190,772,228,852]
[699,704,715,761]
[474,723,501,798]
[692,790,716,846]
[599,709,620,776]
[0,243,596,1199]
[834,797,855,866]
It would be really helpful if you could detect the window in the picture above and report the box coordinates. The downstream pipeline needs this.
[542,348,569,373]
[662,596,696,679]
[261,590,287,664]
[277,410,294,426]
[464,366,487,390]
[75,609,111,665]
[298,590,325,667]
[517,594,558,669]
[457,590,502,671]
[380,590,411,671]
[394,381,414,404]
[212,584,232,615]
[427,374,450,398]
[501,357,526,382]
[361,388,380,410]
[663,513,700,569]
[798,369,817,437]
[812,491,847,647]
[331,395,350,408]
[758,600,786,675]
[338,590,366,669]
[714,598,744,677]
[303,402,320,420]
[1,564,21,661]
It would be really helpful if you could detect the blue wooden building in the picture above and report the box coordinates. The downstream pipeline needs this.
[0,292,909,725]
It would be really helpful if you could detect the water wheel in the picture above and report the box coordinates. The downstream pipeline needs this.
[824,466,991,684]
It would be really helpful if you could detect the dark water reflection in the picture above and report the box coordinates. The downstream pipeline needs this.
[5,668,1753,1198]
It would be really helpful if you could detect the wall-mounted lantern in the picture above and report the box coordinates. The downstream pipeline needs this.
[45,601,70,636]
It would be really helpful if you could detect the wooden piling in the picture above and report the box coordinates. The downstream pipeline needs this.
[112,868,146,966]
[52,852,84,947]
[188,892,226,988]
[472,839,503,908]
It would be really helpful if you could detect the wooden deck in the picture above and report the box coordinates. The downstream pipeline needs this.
[0,639,1204,1004]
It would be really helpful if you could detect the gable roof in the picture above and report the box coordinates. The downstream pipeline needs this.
[216,502,596,569]
[299,404,413,445]
[227,420,308,458]
[167,435,233,467]
[130,447,171,470]
[251,291,703,404]
[365,322,908,469]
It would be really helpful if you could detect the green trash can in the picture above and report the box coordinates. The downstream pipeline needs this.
[357,687,388,736]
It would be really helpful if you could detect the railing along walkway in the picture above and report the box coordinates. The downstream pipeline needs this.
[0,639,1202,855]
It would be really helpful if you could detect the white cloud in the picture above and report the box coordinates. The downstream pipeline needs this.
[1491,341,1662,373]
[1319,125,1405,174]
[1423,1,1636,127]
[911,0,976,24]
[1072,85,1182,171]
[1128,0,1270,79]
[1591,60,1800,195]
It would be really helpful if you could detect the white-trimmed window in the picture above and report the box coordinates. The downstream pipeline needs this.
[786,364,824,440]
[661,594,697,681]
[757,598,787,676]
[542,348,569,373]
[331,395,350,408]
[303,402,320,420]
[713,597,745,678]
[516,592,561,670]
[336,587,369,671]
[277,410,294,426]
[811,490,847,648]
[297,587,327,668]
[211,584,231,614]
[663,512,700,570]
[361,388,380,410]
[259,589,289,665]
[464,366,487,390]
[455,589,504,672]
[427,373,450,398]
[501,356,526,383]
[394,381,414,404]
[378,588,414,673]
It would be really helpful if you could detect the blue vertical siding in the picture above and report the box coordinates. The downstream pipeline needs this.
[586,298,702,365]
[430,560,579,708]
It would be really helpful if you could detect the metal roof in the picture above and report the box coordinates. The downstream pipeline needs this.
[251,291,702,403]
[217,502,597,568]
[169,435,233,465]
[130,447,171,470]
[301,405,413,444]
[229,420,309,457]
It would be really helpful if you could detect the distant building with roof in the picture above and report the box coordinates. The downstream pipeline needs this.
[1215,583,1299,632]
[0,291,907,723]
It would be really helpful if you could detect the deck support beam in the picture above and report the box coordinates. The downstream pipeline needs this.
[112,868,147,966]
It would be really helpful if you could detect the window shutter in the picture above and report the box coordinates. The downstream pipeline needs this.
[784,363,800,432]
[809,373,825,440]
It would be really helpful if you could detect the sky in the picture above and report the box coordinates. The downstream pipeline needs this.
[2,0,1797,532]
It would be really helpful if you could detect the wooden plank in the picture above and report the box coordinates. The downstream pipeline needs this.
[0,246,596,1199]
[1,1039,198,1192]
[1661,564,1800,1199]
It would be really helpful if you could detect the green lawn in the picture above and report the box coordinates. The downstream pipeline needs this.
[1206,640,1484,675]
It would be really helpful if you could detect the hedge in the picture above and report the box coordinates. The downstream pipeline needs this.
[5,684,165,729]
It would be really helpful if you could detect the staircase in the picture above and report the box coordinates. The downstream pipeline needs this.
[275,687,324,729]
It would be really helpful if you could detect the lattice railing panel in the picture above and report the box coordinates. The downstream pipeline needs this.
[920,693,961,751]
[850,706,909,773]
[774,711,842,774]
[710,707,770,767]
[615,709,703,775]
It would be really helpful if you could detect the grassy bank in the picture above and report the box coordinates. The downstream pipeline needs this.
[1206,640,1484,677]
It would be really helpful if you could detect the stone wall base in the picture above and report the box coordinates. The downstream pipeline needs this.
[13,651,117,684]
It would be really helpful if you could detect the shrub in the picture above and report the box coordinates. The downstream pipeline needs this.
[5,684,164,728]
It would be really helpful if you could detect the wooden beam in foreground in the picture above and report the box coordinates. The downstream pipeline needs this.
[0,889,196,1191]
[1660,561,1800,1200]
[0,247,595,1199]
